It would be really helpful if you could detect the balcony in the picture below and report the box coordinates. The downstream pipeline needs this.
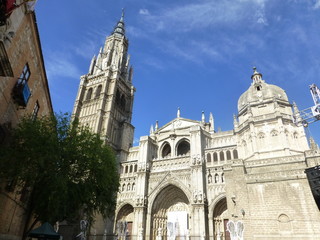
[12,80,31,107]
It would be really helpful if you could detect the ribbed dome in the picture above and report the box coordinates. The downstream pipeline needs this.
[237,74,289,112]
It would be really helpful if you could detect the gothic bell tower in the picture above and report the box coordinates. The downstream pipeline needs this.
[72,11,135,162]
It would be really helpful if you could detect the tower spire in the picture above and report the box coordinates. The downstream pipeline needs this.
[113,9,126,36]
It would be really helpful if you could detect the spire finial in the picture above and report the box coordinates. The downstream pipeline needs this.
[121,8,125,21]
[177,107,181,118]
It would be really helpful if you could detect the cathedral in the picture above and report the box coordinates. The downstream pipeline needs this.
[72,12,320,240]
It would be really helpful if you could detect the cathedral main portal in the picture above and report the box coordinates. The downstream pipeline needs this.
[150,185,190,240]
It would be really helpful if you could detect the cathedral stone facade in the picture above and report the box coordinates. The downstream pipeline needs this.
[72,13,320,240]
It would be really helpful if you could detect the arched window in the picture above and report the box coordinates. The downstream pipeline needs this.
[122,184,126,192]
[127,183,131,191]
[233,149,238,159]
[95,85,102,98]
[215,174,219,183]
[177,140,190,156]
[120,94,126,110]
[221,173,224,183]
[132,183,135,191]
[129,165,133,173]
[220,151,225,161]
[226,150,231,160]
[116,89,121,105]
[293,132,298,139]
[134,164,137,172]
[125,165,128,173]
[86,88,93,100]
[207,153,211,163]
[162,142,171,158]
[271,130,278,137]
[213,152,218,162]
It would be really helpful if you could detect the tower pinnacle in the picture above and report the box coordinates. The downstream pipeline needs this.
[113,9,126,36]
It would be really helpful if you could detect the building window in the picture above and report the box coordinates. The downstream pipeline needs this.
[220,151,225,161]
[213,152,218,162]
[162,142,171,158]
[32,101,40,120]
[86,88,93,100]
[12,63,31,107]
[95,85,102,98]
[207,153,211,163]
[177,140,190,156]
[226,150,231,160]
[233,150,238,159]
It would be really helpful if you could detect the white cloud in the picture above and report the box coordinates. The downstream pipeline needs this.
[314,0,320,9]
[139,8,150,15]
[139,0,269,33]
[45,51,82,81]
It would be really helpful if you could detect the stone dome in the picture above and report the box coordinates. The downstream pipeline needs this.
[237,69,289,111]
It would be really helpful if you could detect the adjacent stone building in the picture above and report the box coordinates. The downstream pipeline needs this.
[0,1,52,239]
[72,13,320,240]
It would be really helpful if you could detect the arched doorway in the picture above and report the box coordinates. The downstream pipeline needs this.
[116,204,134,240]
[151,185,190,240]
[213,198,230,240]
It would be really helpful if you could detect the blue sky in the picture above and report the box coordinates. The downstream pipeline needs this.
[35,0,320,145]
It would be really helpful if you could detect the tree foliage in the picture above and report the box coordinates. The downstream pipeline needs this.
[0,113,119,225]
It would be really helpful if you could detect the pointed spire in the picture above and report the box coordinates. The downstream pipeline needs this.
[251,67,263,84]
[177,107,181,118]
[150,124,154,135]
[155,120,159,131]
[309,136,318,150]
[209,112,214,132]
[201,111,205,123]
[233,114,238,128]
[113,9,126,36]
[88,55,96,74]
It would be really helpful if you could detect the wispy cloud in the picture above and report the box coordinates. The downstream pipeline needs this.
[139,0,269,33]
[139,8,150,15]
[314,0,320,9]
[45,51,82,82]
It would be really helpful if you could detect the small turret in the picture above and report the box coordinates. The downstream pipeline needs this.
[251,67,263,84]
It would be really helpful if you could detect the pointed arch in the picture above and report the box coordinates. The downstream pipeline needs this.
[161,141,171,158]
[86,88,93,100]
[226,150,231,160]
[95,84,102,98]
[176,138,190,156]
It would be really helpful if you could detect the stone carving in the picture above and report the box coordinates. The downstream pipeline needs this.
[193,190,206,203]
[192,154,202,165]
[136,195,147,207]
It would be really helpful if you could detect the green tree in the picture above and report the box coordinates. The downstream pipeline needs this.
[0,113,119,234]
